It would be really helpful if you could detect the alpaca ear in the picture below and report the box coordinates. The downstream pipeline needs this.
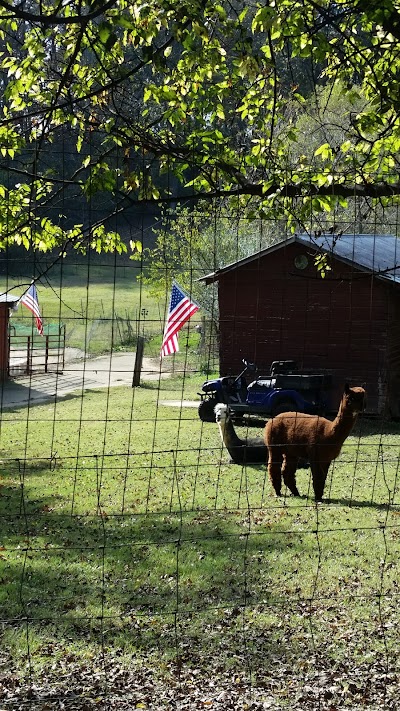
[344,382,350,393]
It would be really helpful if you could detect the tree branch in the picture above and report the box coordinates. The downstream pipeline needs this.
[116,178,400,207]
[0,0,118,26]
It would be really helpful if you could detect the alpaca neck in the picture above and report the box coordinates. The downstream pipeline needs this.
[331,399,358,440]
[218,418,244,448]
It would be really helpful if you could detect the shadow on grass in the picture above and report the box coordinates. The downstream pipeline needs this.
[0,446,399,672]
[0,493,319,654]
[1,483,399,711]
[325,496,400,509]
[354,415,400,437]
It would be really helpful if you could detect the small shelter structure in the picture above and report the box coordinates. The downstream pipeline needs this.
[0,293,20,381]
[200,234,400,417]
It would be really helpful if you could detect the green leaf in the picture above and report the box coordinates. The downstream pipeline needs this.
[98,22,112,45]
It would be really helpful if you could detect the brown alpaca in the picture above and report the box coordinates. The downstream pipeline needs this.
[264,384,366,502]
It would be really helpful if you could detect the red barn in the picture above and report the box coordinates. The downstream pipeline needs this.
[0,293,19,380]
[200,234,400,417]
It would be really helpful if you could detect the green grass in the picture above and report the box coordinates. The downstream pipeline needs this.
[1,376,400,706]
[1,267,165,356]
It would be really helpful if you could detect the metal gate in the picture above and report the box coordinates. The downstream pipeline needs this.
[8,324,66,376]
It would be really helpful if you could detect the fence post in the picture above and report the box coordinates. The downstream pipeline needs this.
[132,335,144,387]
[27,335,31,374]
[7,331,11,377]
[61,325,65,371]
[45,334,49,373]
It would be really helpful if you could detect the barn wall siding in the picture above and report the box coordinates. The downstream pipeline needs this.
[0,304,10,380]
[217,243,395,414]
[387,292,400,418]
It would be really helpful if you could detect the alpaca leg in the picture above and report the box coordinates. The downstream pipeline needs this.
[282,457,300,496]
[268,449,283,497]
[311,461,330,502]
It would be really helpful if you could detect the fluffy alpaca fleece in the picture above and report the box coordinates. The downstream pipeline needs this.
[264,384,366,502]
[214,403,267,463]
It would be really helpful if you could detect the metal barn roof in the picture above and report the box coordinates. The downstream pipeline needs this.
[0,293,20,304]
[200,233,400,285]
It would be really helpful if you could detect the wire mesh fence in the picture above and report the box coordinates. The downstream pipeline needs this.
[2,0,400,705]
[0,223,400,710]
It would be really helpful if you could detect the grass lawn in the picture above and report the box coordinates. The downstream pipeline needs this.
[1,266,167,357]
[0,375,400,709]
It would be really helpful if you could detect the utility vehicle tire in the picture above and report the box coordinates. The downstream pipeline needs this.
[198,398,218,422]
[271,399,297,417]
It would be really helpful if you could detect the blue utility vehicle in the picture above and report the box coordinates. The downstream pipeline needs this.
[198,359,331,422]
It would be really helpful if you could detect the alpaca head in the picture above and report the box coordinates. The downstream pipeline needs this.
[343,383,366,414]
[214,403,230,424]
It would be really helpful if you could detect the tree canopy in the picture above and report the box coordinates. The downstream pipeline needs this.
[0,0,400,254]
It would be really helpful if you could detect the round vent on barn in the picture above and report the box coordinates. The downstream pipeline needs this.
[294,254,309,270]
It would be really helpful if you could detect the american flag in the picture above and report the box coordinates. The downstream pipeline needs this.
[161,282,199,357]
[20,283,44,336]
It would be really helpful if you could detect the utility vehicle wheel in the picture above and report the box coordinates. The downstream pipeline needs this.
[198,398,218,422]
[271,399,297,417]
